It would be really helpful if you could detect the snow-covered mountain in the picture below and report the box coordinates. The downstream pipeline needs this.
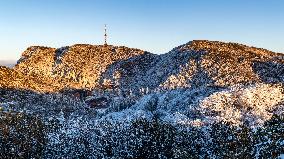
[0,40,284,158]
[0,60,15,68]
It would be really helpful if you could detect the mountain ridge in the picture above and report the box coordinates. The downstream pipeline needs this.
[102,40,284,93]
[1,40,284,92]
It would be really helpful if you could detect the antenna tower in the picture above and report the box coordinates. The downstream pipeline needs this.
[104,24,107,45]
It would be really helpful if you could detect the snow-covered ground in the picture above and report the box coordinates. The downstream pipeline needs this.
[1,82,283,158]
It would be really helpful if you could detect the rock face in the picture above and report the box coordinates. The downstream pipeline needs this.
[1,40,284,93]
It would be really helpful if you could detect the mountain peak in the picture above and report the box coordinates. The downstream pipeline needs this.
[172,40,278,56]
[13,44,146,91]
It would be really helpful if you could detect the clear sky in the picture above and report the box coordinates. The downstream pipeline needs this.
[0,0,283,60]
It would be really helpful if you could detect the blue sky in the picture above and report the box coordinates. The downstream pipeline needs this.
[0,0,283,60]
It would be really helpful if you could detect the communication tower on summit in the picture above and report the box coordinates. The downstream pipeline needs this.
[104,24,107,45]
